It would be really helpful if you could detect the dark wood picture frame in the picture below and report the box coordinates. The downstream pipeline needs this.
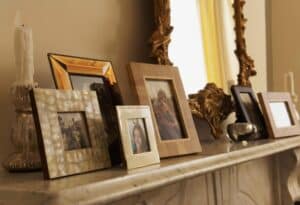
[128,62,202,158]
[231,85,267,140]
[31,89,111,179]
[258,92,300,139]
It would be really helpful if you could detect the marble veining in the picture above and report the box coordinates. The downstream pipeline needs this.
[0,136,300,204]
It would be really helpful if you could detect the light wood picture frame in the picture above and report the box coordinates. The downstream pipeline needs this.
[258,92,300,139]
[31,89,111,179]
[117,106,160,169]
[128,62,202,158]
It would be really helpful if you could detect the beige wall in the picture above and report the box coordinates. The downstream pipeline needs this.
[0,0,154,166]
[244,0,268,92]
[0,0,269,169]
[267,0,300,110]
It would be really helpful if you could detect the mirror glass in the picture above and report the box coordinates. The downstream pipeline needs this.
[169,0,206,95]
[169,0,238,94]
[269,102,293,128]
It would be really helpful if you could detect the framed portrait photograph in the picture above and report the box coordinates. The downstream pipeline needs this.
[48,53,122,165]
[128,62,202,158]
[31,89,111,179]
[117,106,160,169]
[258,92,300,139]
[231,86,267,140]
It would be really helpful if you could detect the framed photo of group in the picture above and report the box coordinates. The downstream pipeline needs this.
[258,92,300,139]
[30,89,111,179]
[128,63,202,158]
[117,106,160,169]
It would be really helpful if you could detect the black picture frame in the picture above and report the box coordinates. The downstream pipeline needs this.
[231,85,267,140]
[91,81,122,165]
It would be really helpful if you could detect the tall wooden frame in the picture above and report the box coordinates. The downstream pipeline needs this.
[128,63,202,158]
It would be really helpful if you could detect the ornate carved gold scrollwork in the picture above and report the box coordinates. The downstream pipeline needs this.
[233,0,256,87]
[149,0,173,65]
[189,83,234,139]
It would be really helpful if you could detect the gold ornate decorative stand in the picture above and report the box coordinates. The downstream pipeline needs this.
[3,83,41,171]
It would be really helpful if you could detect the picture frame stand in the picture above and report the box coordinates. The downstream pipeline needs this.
[3,83,41,172]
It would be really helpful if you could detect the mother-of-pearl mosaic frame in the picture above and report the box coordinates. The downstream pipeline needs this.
[31,88,111,179]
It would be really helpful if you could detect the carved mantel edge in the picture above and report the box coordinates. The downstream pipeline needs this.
[279,147,300,205]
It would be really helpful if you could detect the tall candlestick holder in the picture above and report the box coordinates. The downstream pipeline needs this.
[3,83,41,172]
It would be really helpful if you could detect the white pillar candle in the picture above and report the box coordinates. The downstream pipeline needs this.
[14,25,34,85]
[14,25,24,84]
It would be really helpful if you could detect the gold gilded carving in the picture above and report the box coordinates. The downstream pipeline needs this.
[189,83,234,139]
[149,0,173,65]
[233,0,257,86]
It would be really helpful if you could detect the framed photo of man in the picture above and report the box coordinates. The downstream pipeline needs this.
[128,62,202,158]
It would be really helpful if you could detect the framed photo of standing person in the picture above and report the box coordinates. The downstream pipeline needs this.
[128,63,202,158]
[258,92,300,139]
[117,106,160,169]
[231,86,267,140]
[31,89,111,179]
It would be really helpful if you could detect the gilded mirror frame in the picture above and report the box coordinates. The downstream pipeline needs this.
[150,0,257,87]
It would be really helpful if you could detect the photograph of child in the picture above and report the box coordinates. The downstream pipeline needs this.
[128,119,150,154]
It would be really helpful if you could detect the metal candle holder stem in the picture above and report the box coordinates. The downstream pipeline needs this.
[3,83,41,172]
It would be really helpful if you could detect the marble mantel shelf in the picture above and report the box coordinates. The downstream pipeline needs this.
[1,136,300,205]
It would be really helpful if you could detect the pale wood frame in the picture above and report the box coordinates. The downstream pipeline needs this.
[31,89,111,179]
[116,106,160,169]
[258,92,300,139]
[128,62,202,158]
